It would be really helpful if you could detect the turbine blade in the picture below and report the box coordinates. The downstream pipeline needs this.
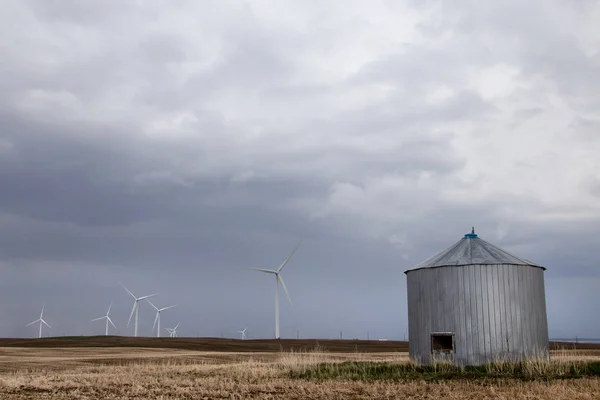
[138,293,159,301]
[91,317,105,322]
[146,299,159,311]
[278,275,293,306]
[277,239,303,273]
[107,302,112,315]
[174,323,179,330]
[159,305,176,312]
[119,282,137,299]
[40,303,45,318]
[252,268,277,274]
[127,301,136,327]
[107,316,117,330]
[26,320,39,327]
[152,312,159,332]
[41,319,51,329]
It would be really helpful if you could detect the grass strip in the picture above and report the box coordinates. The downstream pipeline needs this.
[290,361,600,382]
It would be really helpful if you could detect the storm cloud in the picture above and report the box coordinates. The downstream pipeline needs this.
[1,0,599,340]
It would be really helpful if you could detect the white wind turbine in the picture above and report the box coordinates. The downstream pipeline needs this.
[26,304,51,339]
[91,303,117,336]
[166,323,179,338]
[252,239,302,339]
[120,282,158,337]
[237,326,248,340]
[147,300,176,338]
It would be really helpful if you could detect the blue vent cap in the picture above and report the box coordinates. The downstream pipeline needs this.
[464,227,478,238]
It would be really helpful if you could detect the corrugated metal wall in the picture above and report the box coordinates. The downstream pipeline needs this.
[406,264,549,366]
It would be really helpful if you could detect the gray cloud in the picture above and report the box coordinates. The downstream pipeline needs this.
[1,0,600,340]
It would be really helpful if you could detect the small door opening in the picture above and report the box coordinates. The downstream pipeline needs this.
[431,332,455,354]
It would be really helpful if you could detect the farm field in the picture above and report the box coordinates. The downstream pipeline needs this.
[0,336,409,353]
[0,338,599,399]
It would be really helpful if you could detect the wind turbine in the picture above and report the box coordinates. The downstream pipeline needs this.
[147,300,176,338]
[26,304,51,338]
[252,239,302,339]
[119,282,158,337]
[91,303,117,336]
[237,326,248,340]
[166,323,179,338]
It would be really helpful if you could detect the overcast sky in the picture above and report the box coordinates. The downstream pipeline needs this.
[1,0,599,340]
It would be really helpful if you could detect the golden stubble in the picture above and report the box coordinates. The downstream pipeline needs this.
[0,347,599,399]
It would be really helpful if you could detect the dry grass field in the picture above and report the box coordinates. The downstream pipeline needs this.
[0,338,598,399]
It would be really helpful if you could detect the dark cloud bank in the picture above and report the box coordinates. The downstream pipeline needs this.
[1,0,599,339]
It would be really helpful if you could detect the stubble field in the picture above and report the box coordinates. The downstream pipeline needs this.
[0,338,599,399]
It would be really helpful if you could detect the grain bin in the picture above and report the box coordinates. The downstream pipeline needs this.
[405,229,549,366]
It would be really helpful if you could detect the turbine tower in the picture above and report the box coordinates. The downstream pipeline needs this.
[252,239,302,339]
[26,304,51,339]
[91,303,117,336]
[147,300,176,338]
[120,282,158,337]
[237,326,248,340]
[166,323,179,337]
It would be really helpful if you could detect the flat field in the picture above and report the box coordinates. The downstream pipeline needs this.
[0,338,598,399]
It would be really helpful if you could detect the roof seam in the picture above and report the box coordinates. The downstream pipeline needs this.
[404,263,547,274]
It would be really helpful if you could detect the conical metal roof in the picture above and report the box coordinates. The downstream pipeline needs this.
[405,229,544,273]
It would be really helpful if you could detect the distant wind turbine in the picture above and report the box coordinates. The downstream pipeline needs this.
[91,303,117,336]
[252,239,302,339]
[147,300,176,338]
[26,304,51,339]
[120,282,158,337]
[238,326,248,340]
[166,323,179,338]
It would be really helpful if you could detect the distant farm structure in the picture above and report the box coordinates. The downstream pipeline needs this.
[405,229,549,366]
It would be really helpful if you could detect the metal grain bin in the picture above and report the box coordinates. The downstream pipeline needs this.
[405,229,549,366]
